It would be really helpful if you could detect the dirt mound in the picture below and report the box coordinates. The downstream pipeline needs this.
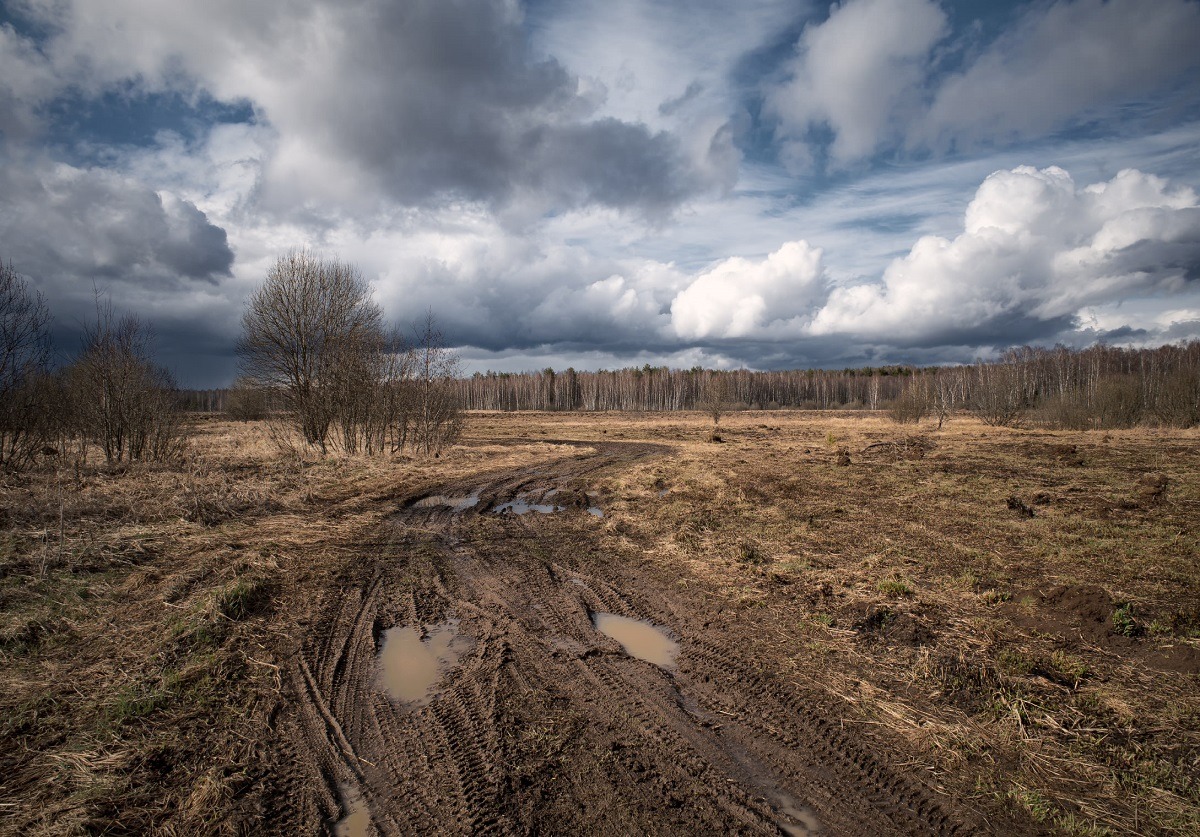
[1135,472,1169,504]
[1146,643,1200,675]
[1014,584,1115,642]
[853,605,936,646]
[1042,584,1111,622]
[861,436,936,461]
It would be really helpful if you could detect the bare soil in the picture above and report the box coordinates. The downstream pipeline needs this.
[270,440,970,835]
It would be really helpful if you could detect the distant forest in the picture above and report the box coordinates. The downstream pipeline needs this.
[181,341,1200,429]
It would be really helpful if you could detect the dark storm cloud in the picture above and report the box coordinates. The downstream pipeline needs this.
[519,119,699,215]
[0,157,233,288]
[1105,214,1200,282]
[234,0,711,215]
[878,311,1083,352]
[1,0,712,218]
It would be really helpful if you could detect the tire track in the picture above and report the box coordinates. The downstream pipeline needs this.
[271,441,979,835]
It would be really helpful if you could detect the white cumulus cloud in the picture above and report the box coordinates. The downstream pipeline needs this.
[670,240,827,338]
[811,165,1200,342]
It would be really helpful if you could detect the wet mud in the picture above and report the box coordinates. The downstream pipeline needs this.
[270,442,977,835]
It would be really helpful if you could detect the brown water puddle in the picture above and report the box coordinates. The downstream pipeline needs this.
[334,783,370,836]
[413,494,479,511]
[776,796,823,836]
[377,621,471,705]
[592,613,679,668]
[494,497,562,515]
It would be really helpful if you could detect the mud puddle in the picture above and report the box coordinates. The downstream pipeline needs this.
[334,783,370,836]
[377,621,471,705]
[413,494,479,511]
[494,496,562,515]
[592,613,679,668]
[776,796,823,836]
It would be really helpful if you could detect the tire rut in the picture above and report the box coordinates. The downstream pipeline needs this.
[272,441,979,835]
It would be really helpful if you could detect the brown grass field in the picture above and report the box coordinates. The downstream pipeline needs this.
[1,411,1197,835]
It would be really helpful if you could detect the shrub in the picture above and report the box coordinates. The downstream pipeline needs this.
[887,386,929,424]
[66,307,187,464]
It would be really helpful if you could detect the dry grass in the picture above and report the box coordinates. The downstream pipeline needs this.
[2,410,1197,835]
[0,415,592,835]
[569,410,1200,835]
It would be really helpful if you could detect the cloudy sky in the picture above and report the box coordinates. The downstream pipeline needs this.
[2,0,1199,386]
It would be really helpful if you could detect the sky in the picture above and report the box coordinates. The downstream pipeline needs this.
[2,0,1199,387]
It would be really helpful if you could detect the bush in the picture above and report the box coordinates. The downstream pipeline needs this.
[1150,369,1200,428]
[1033,391,1092,430]
[969,363,1026,427]
[1094,375,1142,429]
[888,386,928,424]
[66,307,187,464]
[225,376,273,422]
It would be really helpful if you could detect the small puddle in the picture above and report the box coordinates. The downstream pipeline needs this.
[377,621,470,705]
[334,783,370,837]
[776,797,823,836]
[587,507,604,518]
[494,498,562,515]
[413,494,479,512]
[592,613,679,668]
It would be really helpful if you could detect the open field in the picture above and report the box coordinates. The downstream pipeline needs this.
[2,411,1198,835]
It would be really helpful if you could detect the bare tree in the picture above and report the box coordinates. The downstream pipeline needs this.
[238,251,385,453]
[888,372,929,424]
[699,373,732,439]
[969,361,1026,427]
[931,370,963,429]
[0,261,55,468]
[225,375,275,422]
[237,252,457,456]
[1150,368,1200,427]
[406,313,462,455]
[67,303,186,463]
[332,325,416,455]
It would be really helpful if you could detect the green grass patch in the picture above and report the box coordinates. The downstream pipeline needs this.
[876,577,913,597]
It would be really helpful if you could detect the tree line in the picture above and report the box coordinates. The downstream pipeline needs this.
[447,346,1198,429]
[14,244,1191,469]
[888,343,1200,429]
[175,341,1200,431]
[450,365,914,412]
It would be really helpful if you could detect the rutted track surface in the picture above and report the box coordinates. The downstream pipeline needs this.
[270,442,979,835]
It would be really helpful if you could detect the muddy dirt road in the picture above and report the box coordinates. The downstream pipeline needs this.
[269,442,977,835]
